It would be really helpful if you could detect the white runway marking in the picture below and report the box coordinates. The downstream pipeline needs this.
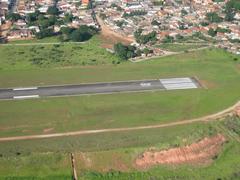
[160,78,193,84]
[13,87,38,91]
[163,83,197,90]
[13,95,39,99]
[160,77,198,90]
[140,82,151,87]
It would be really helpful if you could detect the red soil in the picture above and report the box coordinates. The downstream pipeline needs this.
[135,134,226,168]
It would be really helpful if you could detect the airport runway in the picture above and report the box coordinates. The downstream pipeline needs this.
[0,77,201,100]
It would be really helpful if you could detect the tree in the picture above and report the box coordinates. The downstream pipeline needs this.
[226,0,240,11]
[35,28,54,39]
[47,6,59,15]
[114,43,128,60]
[181,9,188,16]
[143,48,151,56]
[6,13,21,22]
[162,35,174,43]
[114,43,137,60]
[134,29,157,44]
[208,28,217,37]
[225,10,235,21]
[64,13,73,23]
[200,21,209,26]
[224,0,240,21]
[27,11,40,23]
[69,26,98,42]
[206,12,223,23]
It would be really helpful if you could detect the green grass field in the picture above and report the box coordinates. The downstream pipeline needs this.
[7,36,61,44]
[0,38,240,179]
[0,36,119,70]
[0,48,239,137]
[0,117,240,179]
[156,43,208,52]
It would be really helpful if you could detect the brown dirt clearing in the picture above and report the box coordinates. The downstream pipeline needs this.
[96,16,134,49]
[135,134,226,169]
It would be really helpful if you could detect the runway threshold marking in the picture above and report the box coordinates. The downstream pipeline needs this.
[159,77,198,90]
[13,87,38,91]
[13,95,40,99]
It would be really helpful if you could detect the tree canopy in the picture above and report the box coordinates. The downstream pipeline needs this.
[47,6,60,15]
[114,43,137,60]
[206,12,223,23]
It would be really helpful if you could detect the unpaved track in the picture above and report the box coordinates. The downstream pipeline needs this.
[0,101,239,142]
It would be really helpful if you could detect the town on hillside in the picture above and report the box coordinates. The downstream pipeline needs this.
[0,0,239,57]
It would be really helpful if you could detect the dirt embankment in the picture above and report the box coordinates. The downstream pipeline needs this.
[135,134,226,168]
[96,15,134,48]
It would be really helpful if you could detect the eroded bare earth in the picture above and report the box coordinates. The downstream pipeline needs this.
[135,134,226,168]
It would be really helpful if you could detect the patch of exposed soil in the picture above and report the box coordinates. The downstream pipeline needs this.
[43,128,54,133]
[135,134,226,168]
[96,16,134,49]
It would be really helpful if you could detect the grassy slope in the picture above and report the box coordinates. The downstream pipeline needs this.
[80,141,240,180]
[7,36,61,44]
[0,49,239,137]
[0,119,239,179]
[0,36,119,71]
[0,122,213,155]
[0,122,215,178]
[77,118,240,179]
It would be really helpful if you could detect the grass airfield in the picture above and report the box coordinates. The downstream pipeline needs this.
[0,37,240,179]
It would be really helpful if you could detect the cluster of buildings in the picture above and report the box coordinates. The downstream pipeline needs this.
[0,0,98,41]
[0,0,239,54]
[95,0,240,54]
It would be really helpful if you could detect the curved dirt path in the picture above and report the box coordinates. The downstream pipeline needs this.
[0,101,239,142]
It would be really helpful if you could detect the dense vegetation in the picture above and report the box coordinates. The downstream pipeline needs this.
[134,29,157,44]
[206,12,223,23]
[114,43,137,60]
[59,25,98,42]
[0,36,119,68]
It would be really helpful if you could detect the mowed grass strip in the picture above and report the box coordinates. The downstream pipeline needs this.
[156,43,208,52]
[0,49,239,137]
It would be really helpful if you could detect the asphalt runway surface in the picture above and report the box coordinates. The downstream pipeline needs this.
[0,77,201,100]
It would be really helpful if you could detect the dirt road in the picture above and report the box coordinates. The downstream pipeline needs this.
[0,101,239,142]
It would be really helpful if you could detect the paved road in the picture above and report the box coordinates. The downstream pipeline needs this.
[0,78,201,100]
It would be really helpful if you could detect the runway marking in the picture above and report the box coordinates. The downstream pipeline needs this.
[13,95,40,99]
[13,87,38,91]
[160,77,198,90]
[140,82,151,87]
